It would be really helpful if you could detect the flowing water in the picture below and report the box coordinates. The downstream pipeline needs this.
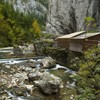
[0,47,76,100]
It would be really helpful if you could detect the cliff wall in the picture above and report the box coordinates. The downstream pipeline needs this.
[46,0,100,34]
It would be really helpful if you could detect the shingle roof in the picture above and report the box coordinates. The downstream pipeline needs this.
[57,31,85,39]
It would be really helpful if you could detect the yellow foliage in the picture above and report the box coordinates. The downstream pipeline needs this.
[32,19,41,34]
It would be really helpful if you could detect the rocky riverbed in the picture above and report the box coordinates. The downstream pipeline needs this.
[0,47,76,100]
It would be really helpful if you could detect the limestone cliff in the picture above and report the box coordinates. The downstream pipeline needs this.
[4,0,47,16]
[46,0,100,34]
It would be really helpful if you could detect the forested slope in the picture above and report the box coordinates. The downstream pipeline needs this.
[0,0,48,47]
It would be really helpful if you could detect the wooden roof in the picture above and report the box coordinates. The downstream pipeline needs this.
[72,32,100,39]
[57,31,85,39]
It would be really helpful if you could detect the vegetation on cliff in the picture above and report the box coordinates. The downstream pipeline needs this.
[0,0,48,47]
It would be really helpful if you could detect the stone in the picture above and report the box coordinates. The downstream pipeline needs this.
[26,44,35,53]
[13,45,24,56]
[13,72,28,80]
[14,87,27,96]
[5,65,11,69]
[34,72,63,95]
[40,57,56,69]
[13,44,35,56]
[46,0,100,34]
[27,70,41,82]
[22,85,34,93]
[28,62,36,68]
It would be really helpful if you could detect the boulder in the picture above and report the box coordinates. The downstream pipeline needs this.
[27,57,56,69]
[27,69,41,82]
[21,85,34,93]
[28,59,37,68]
[13,45,24,56]
[27,44,34,53]
[40,57,56,69]
[13,72,28,80]
[13,44,34,56]
[14,87,28,96]
[34,72,63,95]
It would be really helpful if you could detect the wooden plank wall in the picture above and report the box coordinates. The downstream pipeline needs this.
[57,39,69,48]
[83,34,100,51]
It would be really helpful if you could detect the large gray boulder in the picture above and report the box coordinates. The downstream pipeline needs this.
[46,0,100,34]
[34,72,63,95]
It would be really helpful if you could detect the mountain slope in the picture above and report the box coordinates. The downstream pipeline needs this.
[4,0,47,16]
[0,0,48,47]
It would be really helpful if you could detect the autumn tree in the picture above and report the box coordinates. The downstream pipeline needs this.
[29,19,41,40]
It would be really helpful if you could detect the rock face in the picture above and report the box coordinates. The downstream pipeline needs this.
[4,0,47,16]
[46,0,100,34]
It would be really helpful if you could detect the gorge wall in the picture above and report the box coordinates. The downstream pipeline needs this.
[46,0,100,34]
[4,0,47,16]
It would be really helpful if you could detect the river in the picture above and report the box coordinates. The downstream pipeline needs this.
[0,47,76,100]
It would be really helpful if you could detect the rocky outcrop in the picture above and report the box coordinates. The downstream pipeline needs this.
[13,44,34,56]
[46,0,100,34]
[4,0,47,16]
[34,72,63,95]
